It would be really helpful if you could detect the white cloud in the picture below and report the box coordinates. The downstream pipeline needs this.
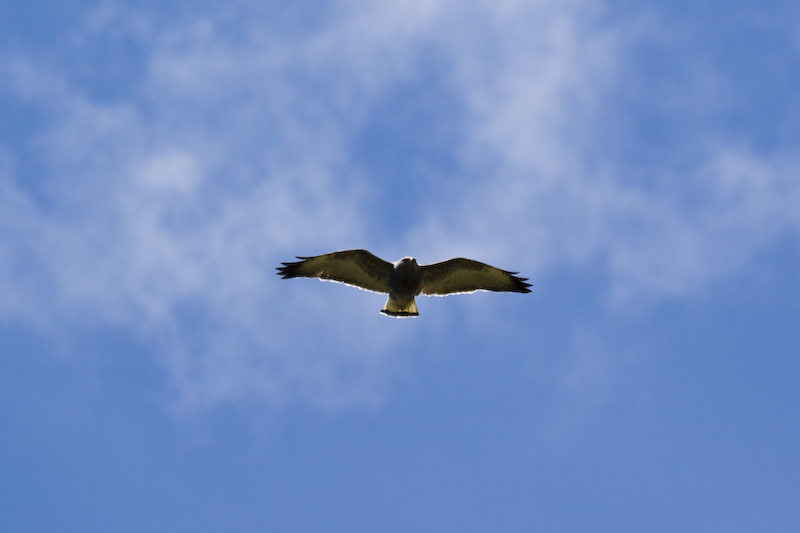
[1,0,419,414]
[406,3,800,306]
[1,0,798,416]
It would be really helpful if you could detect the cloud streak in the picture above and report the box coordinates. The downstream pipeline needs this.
[1,0,798,414]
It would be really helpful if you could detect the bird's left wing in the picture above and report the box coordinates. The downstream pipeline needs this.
[277,249,393,293]
[419,258,532,296]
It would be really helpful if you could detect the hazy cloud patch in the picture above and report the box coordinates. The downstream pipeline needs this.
[1,0,798,416]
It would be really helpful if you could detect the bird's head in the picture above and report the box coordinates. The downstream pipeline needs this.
[393,257,419,271]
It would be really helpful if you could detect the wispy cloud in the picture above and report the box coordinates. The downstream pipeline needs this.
[407,2,800,305]
[1,0,798,415]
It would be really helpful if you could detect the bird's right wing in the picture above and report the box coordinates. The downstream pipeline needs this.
[419,258,531,295]
[276,249,393,293]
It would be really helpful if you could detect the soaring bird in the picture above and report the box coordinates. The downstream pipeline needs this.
[277,249,531,317]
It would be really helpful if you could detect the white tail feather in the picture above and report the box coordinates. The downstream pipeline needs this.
[381,296,419,317]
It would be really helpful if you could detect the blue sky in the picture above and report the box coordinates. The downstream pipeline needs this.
[2,0,799,531]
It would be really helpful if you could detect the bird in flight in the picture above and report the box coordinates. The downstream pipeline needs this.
[277,249,531,317]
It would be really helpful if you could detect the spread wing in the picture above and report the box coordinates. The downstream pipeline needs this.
[419,258,531,296]
[276,249,393,294]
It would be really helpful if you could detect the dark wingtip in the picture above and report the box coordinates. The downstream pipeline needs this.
[511,273,533,293]
[500,268,532,293]
[276,259,304,279]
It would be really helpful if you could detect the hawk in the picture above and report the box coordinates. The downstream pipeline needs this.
[277,249,531,317]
